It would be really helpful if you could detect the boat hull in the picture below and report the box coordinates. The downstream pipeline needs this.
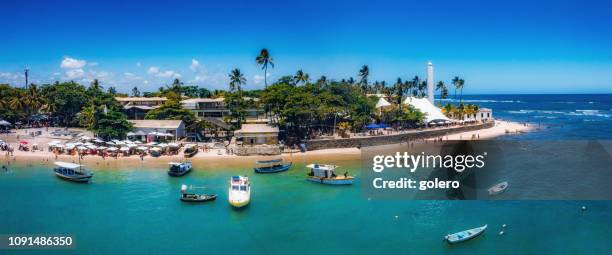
[54,172,93,183]
[168,168,191,176]
[445,225,487,244]
[254,163,292,173]
[181,194,217,202]
[229,198,250,208]
[307,176,353,185]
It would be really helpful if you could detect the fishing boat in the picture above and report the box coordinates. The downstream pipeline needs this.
[444,225,487,244]
[488,181,508,195]
[228,176,250,208]
[168,161,192,176]
[180,184,217,202]
[183,144,198,158]
[306,164,353,185]
[53,161,93,183]
[254,158,292,173]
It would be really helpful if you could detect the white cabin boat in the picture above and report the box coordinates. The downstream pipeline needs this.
[445,225,487,244]
[168,161,192,176]
[306,164,353,185]
[53,161,93,183]
[228,176,250,208]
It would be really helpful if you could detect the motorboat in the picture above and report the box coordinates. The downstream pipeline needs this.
[254,158,292,173]
[306,164,353,185]
[488,181,508,195]
[53,161,93,183]
[444,225,487,244]
[228,176,250,208]
[180,184,217,202]
[183,144,198,158]
[168,161,192,176]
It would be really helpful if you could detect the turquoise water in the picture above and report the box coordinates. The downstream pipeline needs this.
[1,161,610,254]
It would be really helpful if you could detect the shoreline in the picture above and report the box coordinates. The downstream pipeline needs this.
[1,119,533,169]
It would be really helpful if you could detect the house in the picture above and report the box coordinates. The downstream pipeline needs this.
[116,97,167,119]
[461,108,493,122]
[128,120,185,139]
[234,124,279,145]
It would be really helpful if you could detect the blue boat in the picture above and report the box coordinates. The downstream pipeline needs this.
[168,161,192,176]
[53,161,93,183]
[254,159,292,173]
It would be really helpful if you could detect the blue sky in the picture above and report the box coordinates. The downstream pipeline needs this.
[1,0,611,94]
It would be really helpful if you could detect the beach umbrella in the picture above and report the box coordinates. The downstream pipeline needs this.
[127,143,137,148]
[93,138,104,143]
[97,146,108,150]
[87,145,98,150]
[0,120,11,126]
[119,147,130,152]
[126,132,136,136]
[106,147,118,151]
[80,136,91,141]
[77,146,88,151]
[19,141,28,145]
[136,146,148,151]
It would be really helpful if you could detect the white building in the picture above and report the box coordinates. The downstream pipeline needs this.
[427,61,434,104]
[128,120,185,139]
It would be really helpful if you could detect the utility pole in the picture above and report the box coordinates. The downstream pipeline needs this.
[24,68,29,89]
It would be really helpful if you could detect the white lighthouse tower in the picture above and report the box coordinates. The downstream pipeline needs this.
[427,61,434,104]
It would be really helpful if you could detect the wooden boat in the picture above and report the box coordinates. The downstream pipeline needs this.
[53,161,93,183]
[306,164,353,185]
[183,144,198,158]
[228,176,250,208]
[168,161,192,176]
[180,184,217,202]
[488,181,508,195]
[254,158,292,173]
[444,225,487,244]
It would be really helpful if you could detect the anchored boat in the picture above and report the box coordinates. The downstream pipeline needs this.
[168,161,192,176]
[180,184,217,202]
[306,164,353,185]
[444,225,487,244]
[53,161,93,183]
[183,144,198,158]
[228,176,250,208]
[488,181,508,195]
[254,158,292,173]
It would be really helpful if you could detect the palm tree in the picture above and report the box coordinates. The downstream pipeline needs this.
[394,78,404,107]
[229,68,247,92]
[132,86,140,97]
[358,65,369,92]
[9,92,26,112]
[255,48,274,88]
[293,70,309,85]
[347,77,355,85]
[451,76,460,100]
[436,81,448,100]
[458,79,465,102]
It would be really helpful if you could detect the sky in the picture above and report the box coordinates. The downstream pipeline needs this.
[1,0,611,94]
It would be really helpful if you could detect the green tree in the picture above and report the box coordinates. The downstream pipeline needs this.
[358,65,369,92]
[256,48,274,88]
[229,68,246,92]
[145,91,196,126]
[293,70,309,85]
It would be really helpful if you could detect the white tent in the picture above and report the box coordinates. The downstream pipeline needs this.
[375,97,392,108]
[403,97,450,123]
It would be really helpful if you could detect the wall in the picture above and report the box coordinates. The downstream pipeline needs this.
[306,121,494,151]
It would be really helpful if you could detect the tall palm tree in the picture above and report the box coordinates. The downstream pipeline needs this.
[394,78,404,106]
[293,70,309,85]
[458,79,465,102]
[436,81,448,100]
[358,65,369,92]
[255,48,274,88]
[9,92,26,112]
[229,68,247,92]
[451,76,461,100]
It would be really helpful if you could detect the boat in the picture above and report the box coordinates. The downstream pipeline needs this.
[444,225,487,244]
[254,158,292,173]
[168,161,192,176]
[149,147,162,157]
[228,176,250,208]
[180,184,217,202]
[183,144,198,158]
[488,181,508,195]
[306,164,353,185]
[53,161,93,183]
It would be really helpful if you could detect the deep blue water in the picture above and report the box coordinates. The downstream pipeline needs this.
[439,94,612,140]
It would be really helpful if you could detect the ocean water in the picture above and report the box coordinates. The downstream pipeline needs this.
[1,94,611,254]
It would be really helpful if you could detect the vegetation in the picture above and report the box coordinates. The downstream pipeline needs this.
[255,48,274,88]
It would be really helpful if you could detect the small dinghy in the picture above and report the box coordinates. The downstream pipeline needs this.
[168,161,192,176]
[254,158,292,173]
[488,181,508,195]
[444,225,487,244]
[180,184,217,202]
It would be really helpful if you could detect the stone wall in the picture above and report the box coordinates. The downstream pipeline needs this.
[306,121,495,151]
[232,144,281,156]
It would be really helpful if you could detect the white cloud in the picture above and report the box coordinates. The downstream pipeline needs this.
[65,69,84,79]
[88,62,99,67]
[136,62,142,67]
[60,57,87,69]
[124,72,135,77]
[156,70,181,78]
[190,59,200,71]
[143,80,149,84]
[253,74,264,84]
[147,66,160,75]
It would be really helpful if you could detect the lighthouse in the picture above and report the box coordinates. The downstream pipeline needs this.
[427,61,434,104]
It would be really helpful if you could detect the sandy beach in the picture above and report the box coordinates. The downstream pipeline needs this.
[1,119,533,169]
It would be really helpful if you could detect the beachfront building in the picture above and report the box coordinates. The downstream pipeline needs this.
[128,120,185,141]
[181,97,266,124]
[235,124,279,145]
[116,97,167,120]
[463,108,493,122]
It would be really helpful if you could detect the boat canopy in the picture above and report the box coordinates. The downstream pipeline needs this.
[54,161,83,169]
[256,158,283,164]
[168,162,184,166]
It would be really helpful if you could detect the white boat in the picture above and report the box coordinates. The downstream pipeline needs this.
[306,164,353,185]
[444,225,487,244]
[53,161,93,183]
[488,181,508,195]
[168,161,192,176]
[228,176,250,208]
